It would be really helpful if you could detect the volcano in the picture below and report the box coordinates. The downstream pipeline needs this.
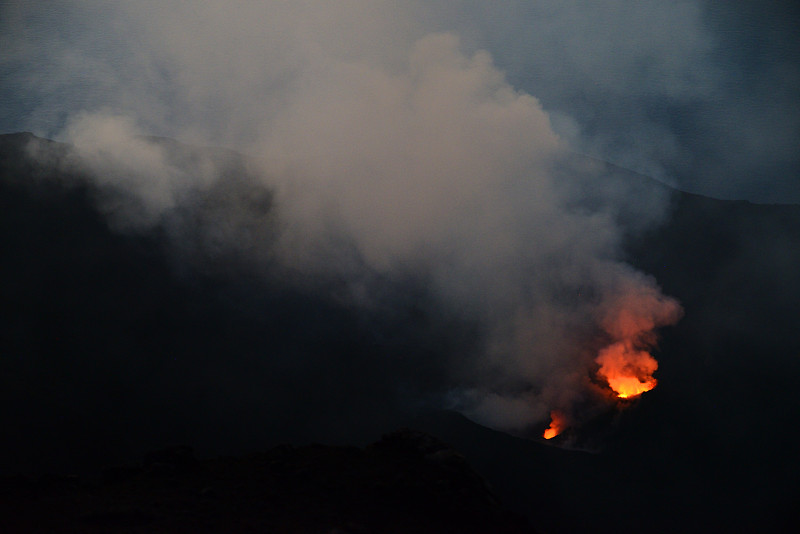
[1,132,798,533]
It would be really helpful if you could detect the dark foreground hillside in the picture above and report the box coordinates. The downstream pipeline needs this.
[0,429,536,534]
[0,132,466,473]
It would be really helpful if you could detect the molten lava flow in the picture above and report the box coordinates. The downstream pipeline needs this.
[543,411,566,439]
[596,340,658,398]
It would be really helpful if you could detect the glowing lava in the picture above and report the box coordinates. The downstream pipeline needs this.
[543,411,566,439]
[594,288,682,399]
[596,340,658,399]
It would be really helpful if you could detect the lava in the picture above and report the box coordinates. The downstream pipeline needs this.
[543,411,566,439]
[594,288,682,399]
[596,340,658,398]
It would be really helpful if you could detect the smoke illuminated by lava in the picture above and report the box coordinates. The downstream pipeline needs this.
[543,411,566,439]
[594,285,683,399]
[596,341,658,398]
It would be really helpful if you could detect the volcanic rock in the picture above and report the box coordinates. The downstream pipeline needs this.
[0,431,538,533]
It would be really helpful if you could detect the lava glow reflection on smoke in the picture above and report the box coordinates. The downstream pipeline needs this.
[596,340,658,399]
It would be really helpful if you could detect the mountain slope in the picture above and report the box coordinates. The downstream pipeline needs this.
[1,132,798,533]
[1,430,537,534]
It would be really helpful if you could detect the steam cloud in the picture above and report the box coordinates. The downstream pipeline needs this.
[2,2,688,435]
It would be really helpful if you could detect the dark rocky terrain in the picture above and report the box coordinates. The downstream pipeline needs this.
[0,430,536,533]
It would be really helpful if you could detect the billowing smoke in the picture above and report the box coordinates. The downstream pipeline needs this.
[5,2,798,202]
[3,2,685,437]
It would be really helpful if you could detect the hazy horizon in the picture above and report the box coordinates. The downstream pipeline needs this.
[2,1,798,203]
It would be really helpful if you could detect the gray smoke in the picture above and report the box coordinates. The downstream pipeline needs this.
[2,1,690,435]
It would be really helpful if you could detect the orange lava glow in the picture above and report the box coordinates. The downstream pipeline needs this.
[594,289,681,400]
[596,340,658,399]
[543,411,566,439]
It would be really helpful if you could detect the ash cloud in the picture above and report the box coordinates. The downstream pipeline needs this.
[1,2,686,437]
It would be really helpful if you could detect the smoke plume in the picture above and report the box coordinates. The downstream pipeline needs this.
[2,2,685,437]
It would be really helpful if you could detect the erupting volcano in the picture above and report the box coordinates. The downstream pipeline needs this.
[596,341,658,398]
[594,289,682,399]
[540,290,680,440]
[543,411,566,439]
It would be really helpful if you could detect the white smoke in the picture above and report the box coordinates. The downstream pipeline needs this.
[6,1,682,434]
